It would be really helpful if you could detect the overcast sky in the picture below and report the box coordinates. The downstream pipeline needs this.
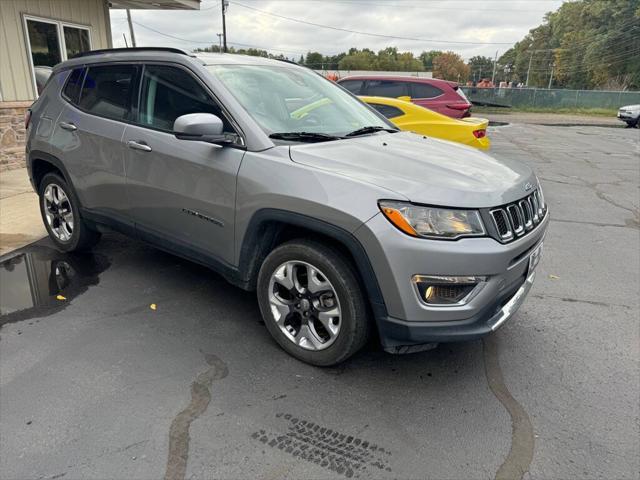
[109,0,566,62]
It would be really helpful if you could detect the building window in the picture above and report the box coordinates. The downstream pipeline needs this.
[63,26,91,59]
[23,15,92,97]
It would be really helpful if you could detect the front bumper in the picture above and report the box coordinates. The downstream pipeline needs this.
[355,210,548,352]
[378,271,535,353]
[617,112,639,121]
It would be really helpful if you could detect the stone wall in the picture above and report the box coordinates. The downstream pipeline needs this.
[0,101,31,171]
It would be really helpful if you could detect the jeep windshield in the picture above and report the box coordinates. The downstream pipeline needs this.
[207,64,394,141]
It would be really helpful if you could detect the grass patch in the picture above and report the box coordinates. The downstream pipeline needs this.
[473,106,617,117]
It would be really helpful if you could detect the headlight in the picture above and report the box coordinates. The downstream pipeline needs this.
[379,201,485,239]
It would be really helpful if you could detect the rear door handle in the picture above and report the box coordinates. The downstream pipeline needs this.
[59,121,77,131]
[127,140,152,152]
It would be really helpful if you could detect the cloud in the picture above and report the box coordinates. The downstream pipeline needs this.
[109,0,565,61]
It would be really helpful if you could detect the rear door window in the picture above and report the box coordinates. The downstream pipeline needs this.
[369,103,404,119]
[339,80,364,94]
[79,64,138,121]
[410,82,444,99]
[365,80,409,98]
[62,67,85,104]
[137,64,231,132]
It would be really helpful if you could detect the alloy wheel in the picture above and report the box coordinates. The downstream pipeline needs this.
[267,260,341,351]
[43,183,74,242]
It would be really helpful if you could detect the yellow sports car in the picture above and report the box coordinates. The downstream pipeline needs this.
[360,96,491,150]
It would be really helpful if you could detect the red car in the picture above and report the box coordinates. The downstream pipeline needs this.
[337,76,472,119]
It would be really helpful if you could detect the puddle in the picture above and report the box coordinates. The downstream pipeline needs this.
[0,245,110,326]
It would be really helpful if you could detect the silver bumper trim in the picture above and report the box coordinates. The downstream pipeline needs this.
[489,271,536,331]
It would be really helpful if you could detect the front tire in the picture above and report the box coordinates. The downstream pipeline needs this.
[38,172,100,252]
[257,239,370,366]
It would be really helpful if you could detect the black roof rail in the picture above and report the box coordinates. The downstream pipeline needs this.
[76,47,190,58]
[274,57,302,66]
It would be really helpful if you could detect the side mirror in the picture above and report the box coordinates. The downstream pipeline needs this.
[396,96,412,103]
[173,113,235,145]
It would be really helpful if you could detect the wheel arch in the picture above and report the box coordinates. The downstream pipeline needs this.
[237,209,388,323]
[28,150,73,192]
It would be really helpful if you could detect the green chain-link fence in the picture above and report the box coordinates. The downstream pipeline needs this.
[460,87,640,109]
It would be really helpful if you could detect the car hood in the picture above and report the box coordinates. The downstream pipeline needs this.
[620,104,640,110]
[289,131,537,208]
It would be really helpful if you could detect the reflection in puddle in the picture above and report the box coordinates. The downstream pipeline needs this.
[0,246,109,326]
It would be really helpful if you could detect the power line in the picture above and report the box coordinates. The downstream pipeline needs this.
[130,20,306,55]
[230,1,515,45]
[525,45,640,72]
[251,0,554,13]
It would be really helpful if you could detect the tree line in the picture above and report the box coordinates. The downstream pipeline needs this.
[195,0,639,90]
[194,45,475,84]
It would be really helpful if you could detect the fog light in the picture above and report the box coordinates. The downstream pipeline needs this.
[412,275,485,305]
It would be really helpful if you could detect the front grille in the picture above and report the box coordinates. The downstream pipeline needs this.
[490,190,546,242]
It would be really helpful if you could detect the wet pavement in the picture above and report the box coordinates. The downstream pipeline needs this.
[0,124,638,480]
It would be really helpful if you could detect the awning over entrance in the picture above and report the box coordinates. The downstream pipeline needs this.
[108,0,200,9]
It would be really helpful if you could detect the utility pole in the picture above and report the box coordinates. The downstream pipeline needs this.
[491,50,498,85]
[548,63,554,89]
[221,0,228,52]
[122,33,128,48]
[217,33,223,52]
[126,9,136,47]
[525,50,535,86]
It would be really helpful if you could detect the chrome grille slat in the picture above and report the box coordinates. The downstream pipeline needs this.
[529,194,540,224]
[489,190,546,243]
[490,209,513,241]
[506,204,524,236]
[519,200,533,230]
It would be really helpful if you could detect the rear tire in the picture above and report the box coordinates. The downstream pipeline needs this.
[257,239,370,366]
[38,172,101,252]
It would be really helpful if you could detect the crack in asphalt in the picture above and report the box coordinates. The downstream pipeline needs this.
[483,336,534,480]
[164,353,228,480]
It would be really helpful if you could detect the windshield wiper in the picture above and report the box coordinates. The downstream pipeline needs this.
[345,126,398,137]
[269,131,342,142]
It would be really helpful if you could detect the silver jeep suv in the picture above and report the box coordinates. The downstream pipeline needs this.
[26,48,548,366]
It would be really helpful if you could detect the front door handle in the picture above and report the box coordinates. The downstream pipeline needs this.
[127,140,152,152]
[59,121,77,131]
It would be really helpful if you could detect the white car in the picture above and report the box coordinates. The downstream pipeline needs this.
[617,104,640,128]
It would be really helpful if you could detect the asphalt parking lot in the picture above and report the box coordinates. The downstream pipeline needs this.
[1,122,639,480]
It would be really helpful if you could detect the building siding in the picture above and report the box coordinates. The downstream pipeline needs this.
[0,0,112,101]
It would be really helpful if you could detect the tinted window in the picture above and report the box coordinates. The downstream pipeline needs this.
[369,103,404,119]
[411,82,444,99]
[139,65,230,132]
[62,68,85,104]
[366,80,409,98]
[79,65,137,121]
[339,80,364,94]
